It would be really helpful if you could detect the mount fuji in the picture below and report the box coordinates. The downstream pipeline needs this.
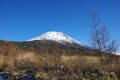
[28,31,81,45]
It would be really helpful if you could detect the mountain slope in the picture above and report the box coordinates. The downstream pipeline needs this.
[28,31,80,45]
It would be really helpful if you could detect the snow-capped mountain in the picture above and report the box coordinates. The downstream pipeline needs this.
[28,31,80,45]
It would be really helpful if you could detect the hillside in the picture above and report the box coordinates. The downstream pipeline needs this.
[0,40,120,79]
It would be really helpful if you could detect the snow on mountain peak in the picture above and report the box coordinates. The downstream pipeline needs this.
[28,31,80,45]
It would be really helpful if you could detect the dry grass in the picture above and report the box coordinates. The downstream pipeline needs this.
[61,55,100,71]
[0,50,120,73]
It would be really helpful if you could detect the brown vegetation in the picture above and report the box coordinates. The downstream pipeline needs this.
[0,40,120,74]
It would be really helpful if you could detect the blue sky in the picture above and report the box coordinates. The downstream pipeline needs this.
[0,0,120,48]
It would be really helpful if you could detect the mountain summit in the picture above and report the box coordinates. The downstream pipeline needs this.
[28,31,80,45]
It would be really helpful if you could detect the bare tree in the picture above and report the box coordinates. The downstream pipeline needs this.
[90,13,118,74]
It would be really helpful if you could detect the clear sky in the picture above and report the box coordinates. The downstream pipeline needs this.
[0,0,120,48]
